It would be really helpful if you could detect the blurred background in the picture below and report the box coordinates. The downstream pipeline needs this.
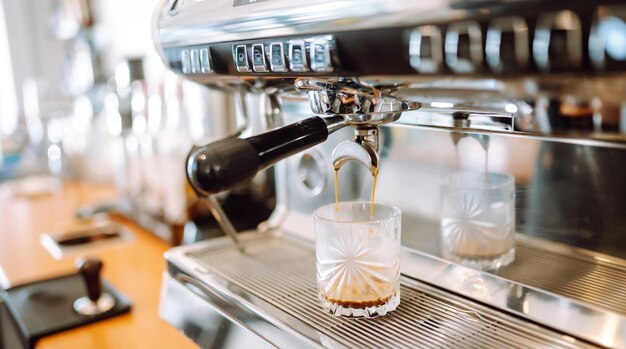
[0,0,274,246]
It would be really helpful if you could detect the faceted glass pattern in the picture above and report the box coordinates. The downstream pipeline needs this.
[441,172,516,270]
[315,202,401,318]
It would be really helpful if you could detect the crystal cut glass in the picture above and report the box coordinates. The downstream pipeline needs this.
[315,201,401,318]
[440,172,516,270]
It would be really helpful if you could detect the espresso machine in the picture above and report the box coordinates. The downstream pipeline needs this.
[153,0,626,347]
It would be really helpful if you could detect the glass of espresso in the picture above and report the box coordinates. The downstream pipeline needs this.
[314,201,401,318]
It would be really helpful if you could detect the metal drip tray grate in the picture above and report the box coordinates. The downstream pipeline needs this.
[498,241,626,314]
[186,237,598,349]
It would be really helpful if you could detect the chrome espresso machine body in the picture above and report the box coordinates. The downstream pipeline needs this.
[154,0,626,348]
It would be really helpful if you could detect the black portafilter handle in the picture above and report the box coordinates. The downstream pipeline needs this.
[76,258,103,302]
[187,116,331,196]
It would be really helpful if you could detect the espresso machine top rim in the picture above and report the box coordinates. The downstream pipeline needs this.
[154,0,626,84]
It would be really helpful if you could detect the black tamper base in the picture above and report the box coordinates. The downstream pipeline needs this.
[0,273,131,348]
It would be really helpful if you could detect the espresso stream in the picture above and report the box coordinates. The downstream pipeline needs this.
[334,166,378,217]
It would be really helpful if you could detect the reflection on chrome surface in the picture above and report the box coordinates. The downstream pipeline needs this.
[402,247,626,348]
[440,171,516,270]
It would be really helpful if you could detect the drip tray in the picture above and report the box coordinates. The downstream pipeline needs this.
[166,235,600,349]
[496,236,626,314]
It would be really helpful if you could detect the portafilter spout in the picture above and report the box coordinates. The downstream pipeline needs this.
[332,128,380,177]
[186,79,420,196]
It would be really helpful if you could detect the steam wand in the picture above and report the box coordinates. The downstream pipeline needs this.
[198,196,245,253]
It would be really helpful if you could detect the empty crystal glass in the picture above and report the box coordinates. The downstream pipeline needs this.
[315,201,401,318]
[440,172,516,270]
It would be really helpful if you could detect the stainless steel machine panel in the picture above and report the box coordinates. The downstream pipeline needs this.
[153,0,626,348]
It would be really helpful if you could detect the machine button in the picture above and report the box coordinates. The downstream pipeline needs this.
[252,44,269,72]
[180,49,191,74]
[409,25,443,74]
[289,40,309,72]
[269,42,288,72]
[189,48,201,74]
[533,10,582,72]
[486,17,529,74]
[589,5,626,71]
[445,21,483,73]
[233,45,252,73]
[199,47,212,73]
[309,38,333,72]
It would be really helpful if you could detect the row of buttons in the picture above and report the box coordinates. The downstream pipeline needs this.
[180,47,212,74]
[410,6,626,74]
[233,37,334,74]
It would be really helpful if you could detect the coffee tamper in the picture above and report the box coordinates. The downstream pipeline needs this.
[73,258,116,316]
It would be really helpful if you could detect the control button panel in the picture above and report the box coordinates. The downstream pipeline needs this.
[252,44,269,72]
[230,37,334,74]
[409,6,625,75]
[289,40,309,72]
[174,47,212,75]
[234,44,252,72]
[269,42,288,72]
[409,25,443,74]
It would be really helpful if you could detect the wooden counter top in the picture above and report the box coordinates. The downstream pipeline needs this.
[0,181,197,349]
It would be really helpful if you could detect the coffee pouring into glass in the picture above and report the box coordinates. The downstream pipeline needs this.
[186,78,421,197]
